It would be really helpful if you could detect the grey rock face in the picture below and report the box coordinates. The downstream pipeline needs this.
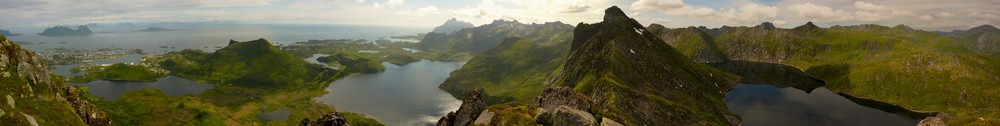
[537,106,597,126]
[436,90,487,126]
[299,112,350,126]
[533,87,592,111]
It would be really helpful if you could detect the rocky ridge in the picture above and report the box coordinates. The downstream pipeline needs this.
[0,34,111,125]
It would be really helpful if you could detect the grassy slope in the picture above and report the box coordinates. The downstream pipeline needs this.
[439,37,570,104]
[660,24,1000,125]
[437,22,575,104]
[317,52,386,74]
[0,35,87,125]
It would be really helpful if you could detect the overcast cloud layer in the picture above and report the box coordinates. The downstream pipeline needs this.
[0,0,996,31]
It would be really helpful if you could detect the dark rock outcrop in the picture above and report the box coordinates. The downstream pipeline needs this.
[436,90,486,126]
[793,22,819,31]
[533,87,592,111]
[536,106,597,126]
[755,22,777,30]
[299,112,350,126]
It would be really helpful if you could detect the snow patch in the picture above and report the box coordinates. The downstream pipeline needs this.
[633,27,644,35]
[630,49,635,53]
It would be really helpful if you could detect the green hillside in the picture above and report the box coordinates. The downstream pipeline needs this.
[157,39,340,88]
[652,23,1000,125]
[439,37,572,104]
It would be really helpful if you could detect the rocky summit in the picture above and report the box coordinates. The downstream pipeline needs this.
[437,6,742,126]
[544,6,740,125]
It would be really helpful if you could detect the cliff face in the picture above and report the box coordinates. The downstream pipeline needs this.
[0,35,111,125]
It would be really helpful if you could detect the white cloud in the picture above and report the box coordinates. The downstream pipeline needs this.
[719,4,779,24]
[786,3,853,23]
[631,0,777,25]
[289,0,335,10]
[631,0,685,10]
[849,1,916,22]
[937,12,956,18]
[969,12,999,20]
[373,0,405,8]
[771,20,788,27]
[397,6,443,16]
[919,15,934,21]
[193,0,278,7]
[853,1,891,12]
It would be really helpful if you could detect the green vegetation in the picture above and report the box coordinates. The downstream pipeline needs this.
[317,52,386,74]
[342,112,386,126]
[155,39,341,88]
[64,38,387,125]
[0,34,96,125]
[283,38,465,66]
[652,23,1000,125]
[417,20,574,54]
[439,37,572,104]
[68,63,166,82]
[434,20,577,104]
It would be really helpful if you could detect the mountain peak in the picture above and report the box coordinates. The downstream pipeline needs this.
[755,22,777,30]
[549,6,740,125]
[971,24,998,31]
[432,18,475,34]
[603,6,628,21]
[794,21,820,30]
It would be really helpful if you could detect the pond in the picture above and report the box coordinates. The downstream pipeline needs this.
[68,76,215,100]
[315,60,464,126]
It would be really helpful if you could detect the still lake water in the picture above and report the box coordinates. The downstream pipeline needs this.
[725,84,920,126]
[316,60,464,126]
[68,76,215,100]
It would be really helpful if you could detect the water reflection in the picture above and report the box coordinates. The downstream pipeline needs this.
[69,76,215,100]
[316,60,464,126]
[724,84,919,126]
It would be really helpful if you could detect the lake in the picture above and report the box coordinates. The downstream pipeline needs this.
[315,60,464,126]
[725,84,920,126]
[68,76,215,100]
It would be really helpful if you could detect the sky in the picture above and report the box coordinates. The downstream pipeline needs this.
[0,0,997,31]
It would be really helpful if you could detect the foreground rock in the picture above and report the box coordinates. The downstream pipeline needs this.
[0,34,111,125]
[299,112,350,126]
[437,90,487,126]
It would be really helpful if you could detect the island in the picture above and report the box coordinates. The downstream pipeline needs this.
[0,29,21,36]
[135,27,174,32]
[37,26,93,36]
